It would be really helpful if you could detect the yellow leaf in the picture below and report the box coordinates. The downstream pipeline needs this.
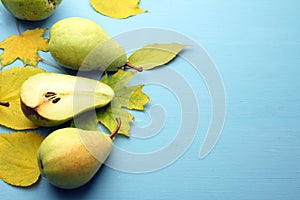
[128,85,150,110]
[0,28,49,67]
[0,132,45,187]
[90,0,147,19]
[0,67,44,130]
[128,43,188,70]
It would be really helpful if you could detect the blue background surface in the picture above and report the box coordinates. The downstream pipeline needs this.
[1,0,300,199]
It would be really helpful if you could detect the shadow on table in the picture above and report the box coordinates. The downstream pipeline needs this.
[46,166,109,200]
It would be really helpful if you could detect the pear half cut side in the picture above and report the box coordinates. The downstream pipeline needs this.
[20,73,114,126]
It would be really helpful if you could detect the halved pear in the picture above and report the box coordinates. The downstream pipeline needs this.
[20,73,114,127]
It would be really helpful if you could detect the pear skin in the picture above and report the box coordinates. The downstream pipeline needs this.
[1,0,62,21]
[37,119,121,189]
[49,17,127,71]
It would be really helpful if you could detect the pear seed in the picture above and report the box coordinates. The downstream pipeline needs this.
[45,92,57,98]
[52,98,61,104]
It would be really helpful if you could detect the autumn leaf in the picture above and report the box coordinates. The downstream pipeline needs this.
[0,131,45,187]
[70,110,99,131]
[0,28,49,68]
[128,43,188,70]
[97,70,150,136]
[90,0,147,19]
[0,67,44,130]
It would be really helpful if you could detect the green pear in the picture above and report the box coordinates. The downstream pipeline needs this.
[48,17,127,71]
[1,0,62,21]
[20,72,114,127]
[37,118,121,189]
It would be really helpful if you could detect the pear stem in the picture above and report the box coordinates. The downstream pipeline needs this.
[38,57,68,74]
[109,118,122,140]
[125,62,143,72]
[16,19,21,35]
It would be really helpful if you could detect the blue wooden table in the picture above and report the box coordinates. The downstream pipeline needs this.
[0,0,299,199]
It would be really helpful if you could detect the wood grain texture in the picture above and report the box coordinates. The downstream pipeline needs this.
[0,0,300,199]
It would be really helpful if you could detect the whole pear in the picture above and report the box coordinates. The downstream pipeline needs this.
[1,0,62,21]
[48,17,127,71]
[37,118,121,189]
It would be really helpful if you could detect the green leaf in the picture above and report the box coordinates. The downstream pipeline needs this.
[97,70,150,136]
[70,110,98,131]
[127,86,150,110]
[97,106,134,136]
[128,43,187,70]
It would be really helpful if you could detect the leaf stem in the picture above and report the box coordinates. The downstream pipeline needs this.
[0,101,10,107]
[109,117,122,139]
[125,62,143,72]
[39,57,68,74]
[15,19,21,35]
